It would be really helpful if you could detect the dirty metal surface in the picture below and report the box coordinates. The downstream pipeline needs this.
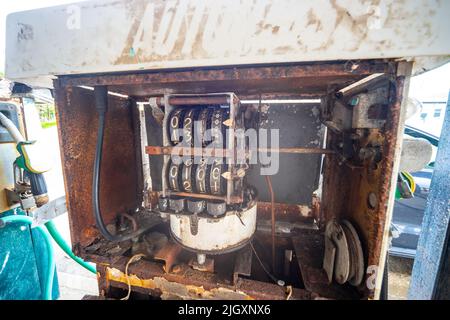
[153,241,183,273]
[52,59,406,299]
[84,239,132,267]
[57,61,390,99]
[54,84,140,248]
[143,103,164,192]
[81,295,109,300]
[6,0,450,87]
[95,255,313,300]
[232,244,253,285]
[257,202,312,220]
[292,231,360,300]
[256,219,319,236]
[188,256,215,274]
[320,72,407,299]
[246,103,325,204]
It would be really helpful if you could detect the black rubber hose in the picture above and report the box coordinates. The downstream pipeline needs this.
[92,86,143,242]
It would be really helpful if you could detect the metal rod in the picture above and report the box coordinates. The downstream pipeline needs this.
[256,147,335,154]
[146,146,334,156]
[145,146,233,157]
[264,175,276,273]
[168,96,230,106]
[168,191,242,203]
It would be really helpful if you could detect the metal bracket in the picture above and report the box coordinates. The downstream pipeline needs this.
[233,244,253,284]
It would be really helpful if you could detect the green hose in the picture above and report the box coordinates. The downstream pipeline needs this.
[44,220,96,274]
[0,215,55,300]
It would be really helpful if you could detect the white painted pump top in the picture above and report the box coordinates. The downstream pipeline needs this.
[5,0,450,87]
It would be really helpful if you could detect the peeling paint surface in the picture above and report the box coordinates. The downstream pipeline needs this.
[106,267,254,300]
[5,0,450,87]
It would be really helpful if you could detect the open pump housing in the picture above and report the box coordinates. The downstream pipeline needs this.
[46,61,409,300]
[5,0,447,300]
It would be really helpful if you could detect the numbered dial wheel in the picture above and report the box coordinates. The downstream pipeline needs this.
[206,200,227,217]
[169,108,185,145]
[210,108,228,148]
[209,160,226,196]
[168,160,181,191]
[194,159,208,194]
[183,109,195,147]
[169,196,185,213]
[158,196,169,212]
[187,198,206,214]
[181,158,194,192]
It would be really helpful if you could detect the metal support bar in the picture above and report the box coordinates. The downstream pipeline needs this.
[408,92,450,300]
[146,146,334,156]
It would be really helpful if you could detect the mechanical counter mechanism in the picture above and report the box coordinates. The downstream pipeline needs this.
[147,93,257,265]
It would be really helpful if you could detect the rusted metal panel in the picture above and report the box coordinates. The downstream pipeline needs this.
[245,101,325,204]
[153,242,183,273]
[257,202,312,220]
[320,67,410,299]
[51,58,409,300]
[5,0,450,87]
[292,232,360,299]
[54,84,140,248]
[56,61,390,98]
[232,245,252,285]
[95,255,313,300]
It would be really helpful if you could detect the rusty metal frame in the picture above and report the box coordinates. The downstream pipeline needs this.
[53,58,406,300]
[320,64,410,299]
[93,254,314,300]
[57,60,392,99]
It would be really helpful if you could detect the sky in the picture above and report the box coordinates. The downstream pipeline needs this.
[0,0,449,102]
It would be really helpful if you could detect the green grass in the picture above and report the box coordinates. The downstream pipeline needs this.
[41,121,57,129]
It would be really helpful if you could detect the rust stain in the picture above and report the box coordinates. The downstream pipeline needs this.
[55,86,139,247]
[82,226,98,239]
[306,8,323,32]
[320,72,405,299]
[257,202,312,222]
[106,267,254,300]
